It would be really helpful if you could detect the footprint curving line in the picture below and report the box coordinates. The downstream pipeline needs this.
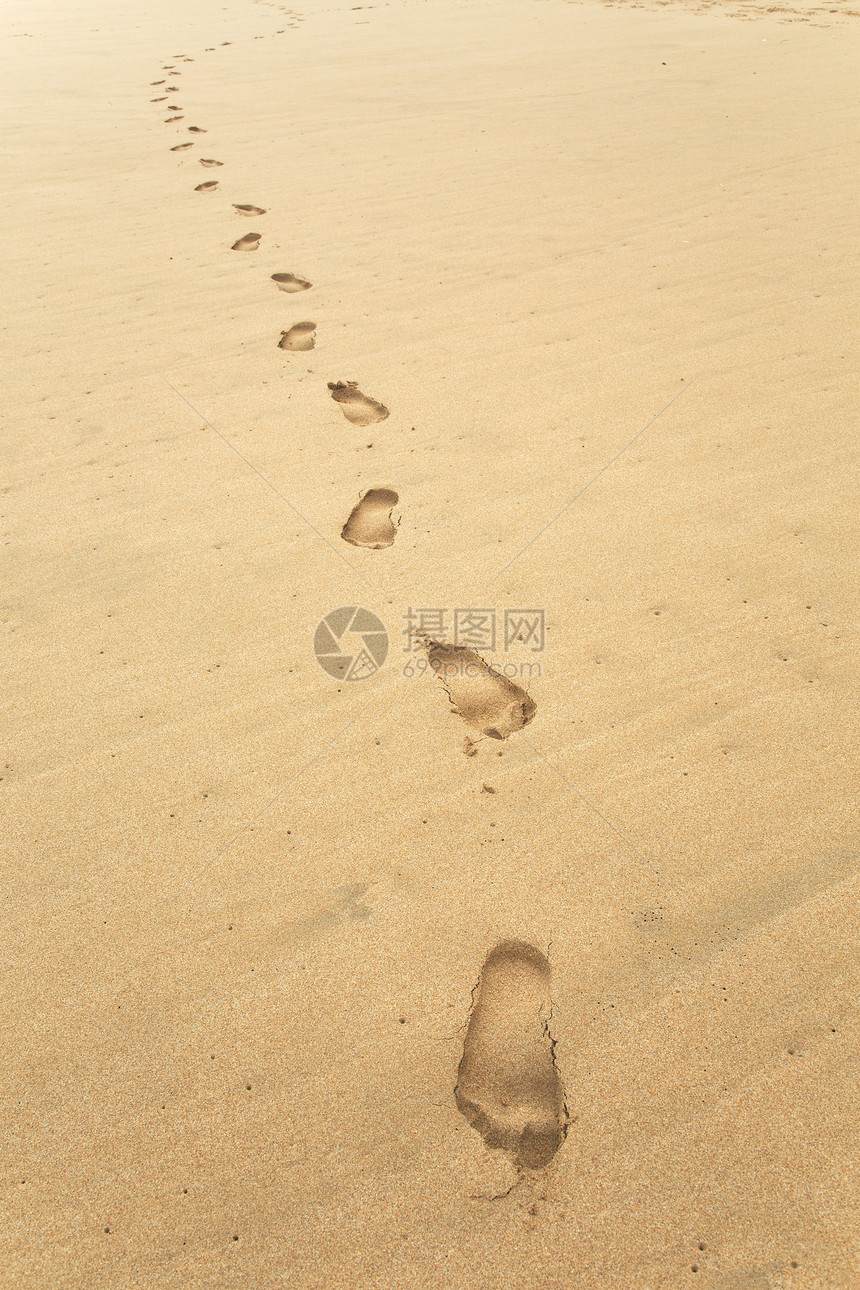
[341,488,399,549]
[426,641,536,740]
[278,322,316,351]
[456,941,567,1169]
[328,381,389,426]
[271,272,312,292]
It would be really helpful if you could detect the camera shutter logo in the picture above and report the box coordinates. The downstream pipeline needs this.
[314,606,389,681]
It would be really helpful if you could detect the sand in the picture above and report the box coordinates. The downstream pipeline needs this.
[2,0,858,1284]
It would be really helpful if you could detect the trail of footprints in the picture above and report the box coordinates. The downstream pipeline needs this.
[153,30,557,1176]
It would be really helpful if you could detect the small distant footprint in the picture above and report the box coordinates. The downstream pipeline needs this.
[426,641,535,740]
[278,321,316,351]
[167,104,182,111]
[328,381,389,426]
[150,80,165,85]
[271,272,312,293]
[233,204,267,216]
[165,85,180,91]
[341,488,399,549]
[165,115,183,122]
[170,142,194,151]
[151,96,167,102]
[199,158,223,167]
[456,941,567,1170]
[187,126,207,133]
[195,181,219,191]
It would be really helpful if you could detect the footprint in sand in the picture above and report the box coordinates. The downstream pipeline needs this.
[271,272,312,293]
[187,126,207,133]
[278,322,316,351]
[151,96,167,102]
[167,105,182,111]
[233,204,267,216]
[195,181,219,191]
[341,488,399,549]
[232,233,261,251]
[456,941,567,1170]
[170,142,194,151]
[199,158,223,168]
[165,85,180,91]
[150,80,165,85]
[328,381,389,426]
[426,641,536,740]
[165,116,183,123]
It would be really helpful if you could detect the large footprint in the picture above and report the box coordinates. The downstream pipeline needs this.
[199,158,223,168]
[271,272,312,293]
[456,941,567,1169]
[233,203,267,216]
[195,181,219,192]
[427,641,536,740]
[278,322,316,351]
[328,381,389,426]
[341,488,399,549]
[232,233,261,251]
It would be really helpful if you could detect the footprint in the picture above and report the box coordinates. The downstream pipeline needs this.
[170,142,194,151]
[165,85,180,91]
[199,158,223,167]
[187,126,207,133]
[233,204,267,216]
[232,233,261,251]
[165,116,184,122]
[167,105,182,111]
[151,96,167,102]
[195,181,219,191]
[455,941,567,1170]
[426,641,536,740]
[341,488,399,549]
[278,322,316,351]
[150,80,165,85]
[271,272,312,293]
[327,382,389,426]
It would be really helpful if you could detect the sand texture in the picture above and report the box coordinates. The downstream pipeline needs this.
[2,0,859,1284]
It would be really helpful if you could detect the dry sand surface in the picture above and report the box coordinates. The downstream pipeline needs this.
[2,0,859,1284]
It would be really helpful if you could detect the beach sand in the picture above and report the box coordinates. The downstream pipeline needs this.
[2,0,858,1284]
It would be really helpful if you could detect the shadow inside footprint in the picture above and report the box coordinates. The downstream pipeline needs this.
[187,126,206,133]
[427,641,536,740]
[199,158,223,168]
[233,203,267,216]
[341,488,399,549]
[328,381,389,426]
[271,272,312,293]
[278,322,316,351]
[456,941,567,1170]
[195,181,219,191]
[232,233,261,251]
[170,142,193,151]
